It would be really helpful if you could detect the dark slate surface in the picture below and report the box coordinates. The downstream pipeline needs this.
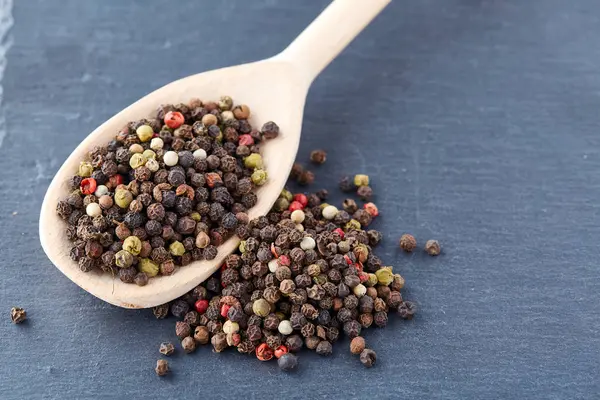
[1,0,599,398]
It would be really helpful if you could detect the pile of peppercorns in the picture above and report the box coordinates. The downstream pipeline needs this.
[152,179,418,375]
[55,97,279,284]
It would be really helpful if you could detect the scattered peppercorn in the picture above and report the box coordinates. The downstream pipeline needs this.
[350,336,366,355]
[399,234,417,252]
[425,239,441,256]
[359,349,377,368]
[159,342,175,356]
[278,353,298,371]
[155,359,169,376]
[10,307,27,324]
[110,124,443,373]
[309,149,327,165]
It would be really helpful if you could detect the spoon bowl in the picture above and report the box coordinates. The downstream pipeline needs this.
[39,0,390,308]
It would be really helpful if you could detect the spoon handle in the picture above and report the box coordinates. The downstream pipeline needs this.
[278,0,391,85]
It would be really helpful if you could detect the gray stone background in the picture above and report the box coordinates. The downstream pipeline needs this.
[1,0,599,399]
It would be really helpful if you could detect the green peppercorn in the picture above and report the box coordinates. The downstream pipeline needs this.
[251,169,268,186]
[366,273,378,287]
[122,236,142,255]
[190,212,201,222]
[114,189,133,209]
[238,240,247,253]
[78,162,93,177]
[253,299,270,317]
[354,174,370,187]
[115,250,133,268]
[345,219,361,231]
[244,153,263,169]
[136,125,154,142]
[138,258,159,277]
[169,241,185,256]
[142,149,157,160]
[273,198,290,212]
[375,267,394,286]
[129,153,147,169]
[280,189,293,202]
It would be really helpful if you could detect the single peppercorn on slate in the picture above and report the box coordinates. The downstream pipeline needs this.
[425,239,441,256]
[10,307,27,324]
[155,359,169,376]
[56,97,280,283]
[399,234,417,252]
[309,149,327,165]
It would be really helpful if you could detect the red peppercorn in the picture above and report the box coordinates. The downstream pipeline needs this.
[344,255,353,265]
[195,299,209,314]
[358,272,369,283]
[238,134,254,146]
[278,255,290,266]
[256,343,274,361]
[334,228,345,239]
[80,178,97,195]
[364,202,379,217]
[230,332,242,347]
[293,193,308,207]
[205,172,222,188]
[108,174,123,188]
[164,111,184,129]
[288,201,304,212]
[220,304,231,318]
[274,345,288,359]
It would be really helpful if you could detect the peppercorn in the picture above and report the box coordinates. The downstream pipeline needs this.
[119,267,136,283]
[171,300,190,318]
[297,170,315,186]
[261,121,279,139]
[10,307,27,324]
[123,236,142,256]
[211,332,228,353]
[159,342,175,356]
[399,233,417,252]
[350,336,366,355]
[397,301,416,320]
[175,321,192,340]
[155,359,169,376]
[360,349,376,368]
[354,185,372,200]
[390,274,405,292]
[181,336,196,353]
[193,325,210,344]
[425,239,441,256]
[275,353,297,371]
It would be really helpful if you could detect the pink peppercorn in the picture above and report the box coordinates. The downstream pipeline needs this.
[363,202,379,217]
[279,255,291,266]
[195,300,209,314]
[289,201,304,212]
[164,111,184,129]
[293,193,308,207]
[238,134,254,146]
[220,304,231,318]
[274,345,288,359]
[334,228,345,238]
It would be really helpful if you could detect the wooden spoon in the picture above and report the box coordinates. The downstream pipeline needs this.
[39,0,391,308]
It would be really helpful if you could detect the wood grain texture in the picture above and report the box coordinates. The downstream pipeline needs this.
[1,0,599,399]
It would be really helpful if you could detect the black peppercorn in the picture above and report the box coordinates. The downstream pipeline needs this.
[170,300,190,318]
